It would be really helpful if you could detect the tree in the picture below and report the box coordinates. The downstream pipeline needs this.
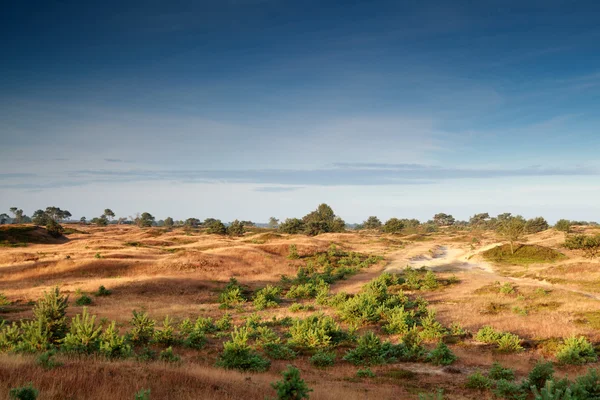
[525,217,549,234]
[279,218,305,234]
[138,212,155,228]
[103,209,115,222]
[469,213,490,228]
[185,218,200,228]
[555,219,571,233]
[433,213,455,226]
[80,217,87,225]
[46,219,64,238]
[0,213,9,224]
[228,220,245,236]
[44,207,71,222]
[10,207,24,224]
[301,204,345,236]
[268,217,279,229]
[362,216,382,230]
[32,210,50,226]
[497,216,526,254]
[270,365,312,400]
[164,217,174,228]
[206,219,227,235]
[382,218,404,234]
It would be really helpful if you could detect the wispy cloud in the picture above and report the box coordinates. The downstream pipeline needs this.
[254,186,304,193]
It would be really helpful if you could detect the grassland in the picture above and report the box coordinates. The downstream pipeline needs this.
[1,224,600,399]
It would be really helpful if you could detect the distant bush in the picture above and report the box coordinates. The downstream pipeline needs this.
[75,294,92,306]
[525,217,550,234]
[287,244,300,259]
[270,365,312,400]
[555,219,571,233]
[95,285,112,296]
[310,350,336,367]
[219,278,247,308]
[278,218,305,234]
[216,327,270,372]
[343,331,398,366]
[134,389,151,400]
[427,341,456,366]
[9,383,39,400]
[264,343,297,360]
[45,219,64,238]
[475,326,523,353]
[206,220,227,235]
[158,346,180,363]
[489,362,515,381]
[382,218,405,234]
[356,367,376,378]
[564,234,600,259]
[465,371,492,390]
[556,336,597,365]
[36,349,62,370]
[227,220,245,236]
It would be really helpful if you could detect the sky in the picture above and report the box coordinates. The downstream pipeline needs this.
[1,0,600,223]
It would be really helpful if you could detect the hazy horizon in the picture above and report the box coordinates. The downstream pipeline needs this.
[2,1,599,222]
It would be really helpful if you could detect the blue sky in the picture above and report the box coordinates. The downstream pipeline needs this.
[1,0,599,223]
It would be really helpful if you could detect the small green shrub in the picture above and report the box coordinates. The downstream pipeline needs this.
[36,349,62,370]
[343,331,398,366]
[489,362,515,381]
[309,350,335,367]
[427,341,456,366]
[531,380,573,400]
[288,314,346,350]
[75,294,92,306]
[134,389,151,400]
[254,285,282,310]
[99,321,131,359]
[136,347,157,362]
[264,343,297,360]
[95,286,112,296]
[61,308,102,354]
[476,326,501,343]
[129,311,155,345]
[497,333,524,353]
[288,244,300,260]
[159,346,181,363]
[527,360,555,390]
[556,336,597,365]
[153,316,177,346]
[216,326,270,372]
[356,367,376,378]
[9,383,39,400]
[466,371,492,390]
[219,278,247,309]
[418,390,444,400]
[270,365,312,400]
[493,379,526,400]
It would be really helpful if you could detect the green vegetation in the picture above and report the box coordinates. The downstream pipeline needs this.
[219,278,247,308]
[427,341,456,365]
[564,234,600,259]
[475,326,523,352]
[215,327,270,372]
[556,336,597,365]
[270,365,312,400]
[483,244,566,265]
[254,285,282,310]
[9,383,39,400]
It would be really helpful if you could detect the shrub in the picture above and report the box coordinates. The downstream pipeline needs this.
[9,383,39,400]
[254,285,282,310]
[531,380,573,400]
[216,326,270,372]
[497,333,524,353]
[343,331,398,366]
[75,294,92,306]
[129,311,156,345]
[153,316,177,345]
[418,390,444,400]
[0,292,10,306]
[136,347,157,362]
[219,278,247,308]
[95,286,112,296]
[571,368,600,399]
[356,367,376,378]
[466,371,492,390]
[288,314,346,350]
[134,389,151,400]
[46,219,64,238]
[288,244,300,260]
[279,218,305,234]
[215,313,232,331]
[564,234,600,259]
[61,308,102,354]
[489,362,515,381]
[527,360,554,390]
[227,220,245,236]
[555,219,571,233]
[206,220,227,235]
[33,287,68,344]
[382,306,412,334]
[270,365,312,400]
[264,343,297,360]
[383,218,405,234]
[159,346,181,363]
[427,341,456,366]
[493,380,526,400]
[14,319,50,353]
[99,321,131,359]
[419,310,447,341]
[525,217,550,234]
[556,336,597,365]
[309,350,335,367]
[475,326,501,343]
[36,349,62,370]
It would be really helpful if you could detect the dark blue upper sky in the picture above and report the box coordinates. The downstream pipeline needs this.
[1,0,599,221]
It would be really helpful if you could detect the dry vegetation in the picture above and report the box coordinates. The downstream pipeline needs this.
[2,223,600,399]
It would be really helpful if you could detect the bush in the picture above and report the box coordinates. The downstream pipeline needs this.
[564,234,600,259]
[493,380,526,400]
[556,336,597,365]
[134,389,151,400]
[288,244,300,260]
[219,278,247,308]
[227,220,245,236]
[36,349,62,370]
[525,217,550,234]
[99,321,131,359]
[153,316,177,346]
[264,343,297,360]
[279,218,305,234]
[383,218,405,234]
[95,286,112,296]
[9,383,39,400]
[475,326,501,343]
[466,371,492,390]
[343,331,398,366]
[254,285,282,310]
[61,308,102,354]
[531,380,573,400]
[288,314,346,350]
[555,219,571,233]
[571,368,600,399]
[159,346,181,363]
[497,333,524,353]
[33,287,68,345]
[206,220,227,235]
[356,367,376,378]
[75,294,92,306]
[489,362,515,381]
[309,350,335,367]
[427,341,456,366]
[216,327,270,372]
[46,219,64,238]
[270,365,312,400]
[129,311,156,345]
[527,360,554,390]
